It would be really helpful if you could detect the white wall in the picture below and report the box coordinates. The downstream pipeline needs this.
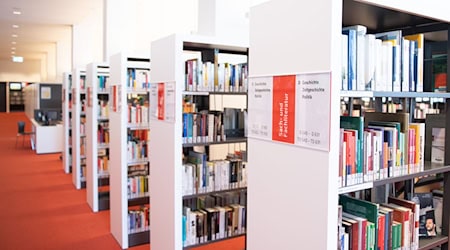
[0,59,41,82]
[72,4,103,69]
[56,27,72,82]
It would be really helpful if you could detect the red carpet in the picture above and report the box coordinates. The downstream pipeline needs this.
[0,112,244,250]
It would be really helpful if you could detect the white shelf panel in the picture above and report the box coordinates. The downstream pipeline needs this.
[340,90,450,98]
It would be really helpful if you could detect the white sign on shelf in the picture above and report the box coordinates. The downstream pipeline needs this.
[149,83,158,120]
[151,82,176,123]
[247,76,273,140]
[294,72,331,151]
[247,72,331,152]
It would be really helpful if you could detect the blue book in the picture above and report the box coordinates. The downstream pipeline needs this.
[342,29,356,90]
[409,40,416,91]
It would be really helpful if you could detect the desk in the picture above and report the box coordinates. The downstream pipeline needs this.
[31,119,63,154]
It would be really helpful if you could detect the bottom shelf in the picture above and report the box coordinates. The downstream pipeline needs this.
[183,234,246,249]
[419,235,448,250]
[98,191,110,211]
[128,230,150,247]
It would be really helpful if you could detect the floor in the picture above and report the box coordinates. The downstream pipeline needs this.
[0,112,244,250]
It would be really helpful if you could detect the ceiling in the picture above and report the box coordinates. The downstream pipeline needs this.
[0,0,102,61]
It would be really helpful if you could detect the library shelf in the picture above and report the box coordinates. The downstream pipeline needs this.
[183,137,247,148]
[340,90,450,98]
[338,162,450,194]
[419,235,449,250]
[128,230,150,247]
[183,234,246,250]
[183,187,247,200]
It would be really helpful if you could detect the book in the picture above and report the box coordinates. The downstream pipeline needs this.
[343,25,367,91]
[340,116,364,184]
[404,34,424,92]
[388,197,420,250]
[431,127,445,163]
[412,192,437,237]
[342,29,357,90]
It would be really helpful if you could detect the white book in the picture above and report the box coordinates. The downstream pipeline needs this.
[215,206,226,239]
[382,41,393,91]
[392,43,401,92]
[402,39,410,92]
[342,25,367,90]
[342,34,349,90]
[364,34,376,91]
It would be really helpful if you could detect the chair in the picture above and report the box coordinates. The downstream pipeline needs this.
[16,121,34,148]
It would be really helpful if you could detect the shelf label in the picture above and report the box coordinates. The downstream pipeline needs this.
[151,82,176,123]
[248,76,273,140]
[294,72,331,151]
[248,72,331,151]
[149,83,158,120]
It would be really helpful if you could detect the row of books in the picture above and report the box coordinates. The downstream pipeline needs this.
[97,100,109,118]
[341,25,423,92]
[127,68,150,91]
[338,193,439,250]
[182,204,246,247]
[128,104,149,125]
[185,59,248,93]
[182,111,228,144]
[127,175,148,199]
[128,206,149,234]
[127,130,149,161]
[97,122,109,144]
[97,155,109,176]
[339,112,425,187]
[97,75,109,91]
[183,151,248,196]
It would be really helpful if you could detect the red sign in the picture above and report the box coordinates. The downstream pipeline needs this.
[157,83,165,120]
[272,75,296,144]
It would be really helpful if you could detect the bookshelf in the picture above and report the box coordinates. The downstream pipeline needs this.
[109,53,151,249]
[150,34,248,250]
[86,62,110,212]
[71,68,87,190]
[248,0,450,250]
[62,72,72,174]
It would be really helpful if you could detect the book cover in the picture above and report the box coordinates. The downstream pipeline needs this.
[431,127,445,163]
[412,192,437,237]
[340,195,379,250]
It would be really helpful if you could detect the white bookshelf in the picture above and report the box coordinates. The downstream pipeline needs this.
[62,72,72,174]
[71,68,87,190]
[248,1,450,250]
[109,52,150,249]
[86,62,110,212]
[150,34,248,250]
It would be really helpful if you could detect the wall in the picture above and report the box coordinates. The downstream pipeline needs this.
[0,59,41,82]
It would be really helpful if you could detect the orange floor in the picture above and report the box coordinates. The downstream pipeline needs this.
[0,112,244,250]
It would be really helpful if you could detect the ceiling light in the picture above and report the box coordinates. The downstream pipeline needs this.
[11,47,16,50]
[12,56,24,63]
[12,24,19,29]
[12,34,18,38]
[13,9,21,15]
[11,41,16,45]
[11,51,15,54]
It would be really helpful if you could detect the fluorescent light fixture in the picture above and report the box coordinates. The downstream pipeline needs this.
[12,24,19,28]
[12,34,18,38]
[12,56,23,63]
[13,10,21,15]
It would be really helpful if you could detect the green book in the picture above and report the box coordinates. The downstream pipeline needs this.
[340,116,364,183]
[340,195,379,250]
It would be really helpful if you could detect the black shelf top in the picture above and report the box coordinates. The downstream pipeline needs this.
[183,137,247,147]
[183,233,245,249]
[128,196,149,207]
[183,187,247,200]
[183,42,248,55]
[339,162,450,194]
[419,235,448,250]
[340,90,450,98]
[342,0,446,34]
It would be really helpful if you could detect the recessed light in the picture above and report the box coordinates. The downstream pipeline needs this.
[12,47,16,50]
[11,51,15,54]
[12,34,18,38]
[11,41,16,45]
[12,24,19,29]
[13,9,21,15]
